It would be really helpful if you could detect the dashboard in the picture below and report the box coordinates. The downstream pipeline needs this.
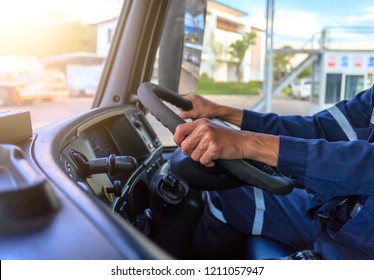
[0,105,171,259]
[25,104,204,259]
[57,106,164,229]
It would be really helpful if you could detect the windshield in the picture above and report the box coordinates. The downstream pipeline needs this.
[0,0,123,128]
[1,0,373,132]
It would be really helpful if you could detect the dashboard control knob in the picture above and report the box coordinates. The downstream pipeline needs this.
[132,119,142,128]
[104,180,123,197]
[70,149,137,178]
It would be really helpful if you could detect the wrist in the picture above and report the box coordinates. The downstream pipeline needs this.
[243,132,279,167]
[218,106,243,127]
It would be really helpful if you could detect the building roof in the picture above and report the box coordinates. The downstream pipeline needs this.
[208,0,248,17]
[91,17,118,26]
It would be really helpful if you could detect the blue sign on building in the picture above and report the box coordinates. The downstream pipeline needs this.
[368,56,374,67]
[341,56,349,67]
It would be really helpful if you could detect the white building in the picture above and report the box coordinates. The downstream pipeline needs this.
[200,1,265,82]
[96,17,118,57]
[95,1,265,83]
[309,50,374,114]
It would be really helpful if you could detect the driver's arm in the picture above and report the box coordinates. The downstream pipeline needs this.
[174,118,279,168]
[174,118,374,198]
[241,87,374,141]
[182,87,374,142]
[179,94,244,127]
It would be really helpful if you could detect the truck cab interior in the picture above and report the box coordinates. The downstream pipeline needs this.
[1,0,298,260]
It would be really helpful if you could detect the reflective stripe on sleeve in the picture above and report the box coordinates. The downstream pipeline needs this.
[327,106,358,141]
[206,192,227,224]
[370,109,374,125]
[252,187,265,235]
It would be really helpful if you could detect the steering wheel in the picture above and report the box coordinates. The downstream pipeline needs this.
[137,82,298,195]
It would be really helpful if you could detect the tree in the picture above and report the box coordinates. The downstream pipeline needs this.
[299,65,312,79]
[43,21,97,55]
[228,31,256,83]
[273,45,294,82]
[0,15,96,57]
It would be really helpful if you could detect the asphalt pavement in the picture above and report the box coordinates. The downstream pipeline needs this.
[0,93,310,146]
[205,93,310,116]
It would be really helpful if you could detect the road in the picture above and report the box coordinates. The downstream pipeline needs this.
[0,97,93,129]
[0,94,310,145]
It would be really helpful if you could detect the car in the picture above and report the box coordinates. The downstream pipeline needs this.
[0,82,21,106]
[290,78,311,100]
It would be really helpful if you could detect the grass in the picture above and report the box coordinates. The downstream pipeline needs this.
[196,75,262,95]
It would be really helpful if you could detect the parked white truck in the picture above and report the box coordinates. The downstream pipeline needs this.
[66,64,104,97]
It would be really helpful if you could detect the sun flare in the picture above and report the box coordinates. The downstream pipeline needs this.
[0,0,122,55]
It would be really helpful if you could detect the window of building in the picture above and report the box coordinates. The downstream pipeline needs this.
[345,75,364,100]
[325,73,342,104]
[107,28,113,44]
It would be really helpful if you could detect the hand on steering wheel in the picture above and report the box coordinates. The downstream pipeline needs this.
[137,82,298,195]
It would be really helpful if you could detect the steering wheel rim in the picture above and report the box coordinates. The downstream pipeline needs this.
[137,82,297,195]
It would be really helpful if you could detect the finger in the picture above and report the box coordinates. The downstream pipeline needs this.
[179,111,191,119]
[189,141,207,162]
[199,147,218,167]
[180,119,212,155]
[180,132,201,155]
[173,121,198,146]
[181,94,197,102]
[199,143,219,167]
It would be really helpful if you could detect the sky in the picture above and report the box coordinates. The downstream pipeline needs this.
[0,0,373,49]
[219,0,374,48]
[0,0,123,26]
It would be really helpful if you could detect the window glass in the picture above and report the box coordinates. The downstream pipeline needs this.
[345,75,364,100]
[325,73,342,104]
[0,0,122,128]
[152,0,206,95]
[150,0,265,146]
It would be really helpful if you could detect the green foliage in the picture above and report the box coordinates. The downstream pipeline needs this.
[199,72,213,82]
[228,31,257,83]
[299,65,312,78]
[229,32,256,62]
[41,22,97,55]
[273,45,294,81]
[282,85,293,96]
[197,74,261,95]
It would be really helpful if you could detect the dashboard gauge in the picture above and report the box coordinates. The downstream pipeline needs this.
[85,130,118,158]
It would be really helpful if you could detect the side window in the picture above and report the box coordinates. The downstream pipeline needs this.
[149,0,206,146]
[0,1,122,128]
[152,0,206,95]
[150,0,261,147]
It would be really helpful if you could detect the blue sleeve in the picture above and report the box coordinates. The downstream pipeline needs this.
[278,136,374,197]
[240,86,374,141]
[241,86,374,197]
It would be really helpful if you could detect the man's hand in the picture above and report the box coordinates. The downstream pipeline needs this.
[174,119,247,167]
[174,119,280,168]
[178,94,243,127]
[179,94,220,120]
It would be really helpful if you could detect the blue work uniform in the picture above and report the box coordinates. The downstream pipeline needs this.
[191,85,374,260]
